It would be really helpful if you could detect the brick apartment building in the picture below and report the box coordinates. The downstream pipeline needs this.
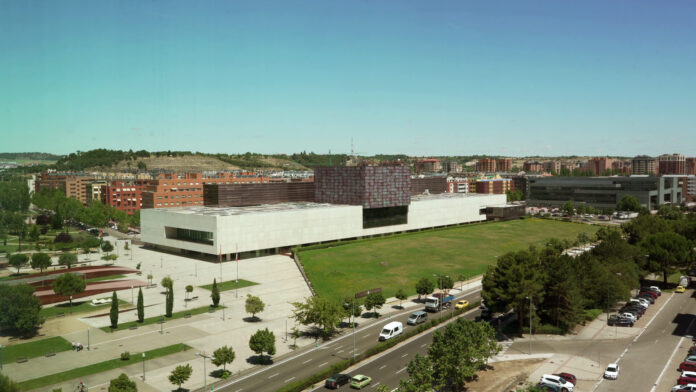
[632,155,657,175]
[523,161,543,173]
[101,180,151,215]
[446,177,469,193]
[659,154,686,175]
[496,158,513,172]
[476,178,513,194]
[612,160,631,175]
[589,157,613,175]
[141,172,269,209]
[544,161,561,174]
[35,172,94,204]
[687,158,696,176]
[442,161,462,173]
[415,158,442,173]
[476,158,497,172]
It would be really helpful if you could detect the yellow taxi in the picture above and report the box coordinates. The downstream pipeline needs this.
[676,285,686,293]
[455,300,469,310]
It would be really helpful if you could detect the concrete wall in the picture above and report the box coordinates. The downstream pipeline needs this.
[141,208,219,254]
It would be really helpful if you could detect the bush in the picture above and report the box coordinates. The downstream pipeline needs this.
[583,308,603,321]
[120,351,131,360]
[102,254,119,261]
[54,232,73,243]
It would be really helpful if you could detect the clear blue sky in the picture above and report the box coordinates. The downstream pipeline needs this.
[1,0,694,156]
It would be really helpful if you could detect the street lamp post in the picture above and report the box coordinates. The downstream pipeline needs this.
[87,327,90,351]
[527,296,533,355]
[142,352,146,380]
[196,352,215,390]
[69,295,73,314]
[131,285,134,304]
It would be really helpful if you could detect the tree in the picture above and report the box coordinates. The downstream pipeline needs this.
[249,328,276,362]
[29,224,40,242]
[137,287,144,322]
[415,278,435,299]
[291,296,344,338]
[185,285,193,300]
[52,273,86,309]
[102,240,114,254]
[640,232,692,286]
[110,291,119,329]
[161,276,173,293]
[50,212,63,229]
[0,284,44,335]
[364,292,386,317]
[0,373,22,392]
[399,354,435,392]
[211,279,221,307]
[108,373,137,392]
[342,297,362,326]
[438,275,454,290]
[395,288,407,308]
[428,318,501,391]
[561,201,575,216]
[658,205,683,220]
[168,364,193,391]
[9,253,29,274]
[617,195,642,212]
[117,221,129,233]
[137,161,147,170]
[245,294,266,320]
[166,288,174,317]
[212,345,236,376]
[58,253,77,269]
[31,252,52,272]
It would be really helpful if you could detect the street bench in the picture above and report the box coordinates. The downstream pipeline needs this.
[17,357,28,363]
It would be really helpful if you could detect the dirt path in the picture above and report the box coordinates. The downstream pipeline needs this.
[467,359,545,392]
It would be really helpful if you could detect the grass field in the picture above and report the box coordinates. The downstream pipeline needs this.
[17,343,191,390]
[85,274,126,283]
[1,336,72,364]
[299,218,599,302]
[199,278,258,292]
[101,304,225,332]
[40,299,130,319]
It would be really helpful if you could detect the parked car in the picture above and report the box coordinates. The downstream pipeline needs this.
[604,363,619,379]
[607,315,634,327]
[350,375,372,389]
[673,384,696,391]
[555,372,577,385]
[455,300,469,310]
[685,355,696,363]
[639,289,659,299]
[619,313,637,323]
[536,383,561,392]
[678,375,696,386]
[629,299,649,309]
[682,371,696,379]
[539,374,574,391]
[325,374,350,389]
[642,286,662,296]
[619,308,643,318]
[677,286,687,293]
[636,294,655,304]
[407,311,428,325]
[688,346,696,356]
[681,361,696,372]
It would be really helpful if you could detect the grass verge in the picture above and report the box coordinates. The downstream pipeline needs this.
[101,305,225,332]
[1,336,72,364]
[199,279,258,292]
[40,300,130,319]
[85,274,126,283]
[17,343,191,390]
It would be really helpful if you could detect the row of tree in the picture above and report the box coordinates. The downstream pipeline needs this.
[32,188,140,228]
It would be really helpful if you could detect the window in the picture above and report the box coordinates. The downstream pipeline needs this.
[164,227,214,244]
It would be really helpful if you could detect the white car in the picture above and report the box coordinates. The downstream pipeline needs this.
[539,374,574,391]
[650,286,662,295]
[629,299,649,309]
[604,363,619,379]
[673,384,696,391]
[682,371,696,379]
[620,313,637,323]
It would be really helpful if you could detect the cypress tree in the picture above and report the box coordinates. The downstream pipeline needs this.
[110,291,119,329]
[137,287,144,322]
[165,285,174,317]
[211,279,220,308]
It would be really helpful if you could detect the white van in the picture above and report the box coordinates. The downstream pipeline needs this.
[378,321,403,341]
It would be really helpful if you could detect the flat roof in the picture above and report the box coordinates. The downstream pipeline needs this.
[411,192,499,201]
[148,202,353,217]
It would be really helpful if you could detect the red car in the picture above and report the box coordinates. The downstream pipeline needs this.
[639,290,658,299]
[679,376,696,385]
[681,362,696,372]
[555,372,577,385]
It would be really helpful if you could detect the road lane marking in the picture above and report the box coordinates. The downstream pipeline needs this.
[396,367,407,374]
[285,377,295,383]
[363,334,371,338]
[268,373,279,379]
[337,350,344,354]
[401,353,408,358]
[319,362,328,368]
[334,345,342,350]
[379,365,387,370]
[650,336,684,392]
[372,382,381,388]
[421,343,427,348]
[302,359,312,364]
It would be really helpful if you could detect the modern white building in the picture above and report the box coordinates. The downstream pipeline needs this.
[141,193,506,258]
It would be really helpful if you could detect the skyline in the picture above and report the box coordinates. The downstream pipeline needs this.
[1,1,695,156]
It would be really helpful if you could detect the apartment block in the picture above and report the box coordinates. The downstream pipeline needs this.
[447,178,469,193]
[101,180,151,215]
[415,159,442,173]
[475,178,513,194]
[523,161,543,173]
[476,158,497,172]
[35,172,94,205]
[543,161,561,173]
[631,155,657,175]
[589,157,613,175]
[496,158,513,172]
[442,161,462,173]
[687,158,696,175]
[658,153,686,175]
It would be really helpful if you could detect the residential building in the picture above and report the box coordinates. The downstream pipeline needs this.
[447,177,469,193]
[528,176,682,210]
[101,180,151,215]
[632,155,658,175]
[543,161,561,174]
[414,158,442,173]
[496,158,513,172]
[476,178,513,194]
[687,158,696,175]
[522,161,543,173]
[588,157,613,175]
[658,153,686,175]
[86,181,107,204]
[141,172,269,209]
[561,161,580,172]
[35,171,95,205]
[442,161,462,173]
[612,160,631,175]
[476,158,497,172]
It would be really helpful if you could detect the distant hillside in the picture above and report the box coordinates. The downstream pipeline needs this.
[0,152,62,162]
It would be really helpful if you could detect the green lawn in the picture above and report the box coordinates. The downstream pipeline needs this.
[199,278,258,292]
[40,299,131,319]
[299,218,599,302]
[17,343,191,390]
[102,305,225,332]
[1,336,72,364]
[85,274,126,283]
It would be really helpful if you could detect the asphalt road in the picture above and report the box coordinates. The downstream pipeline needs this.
[595,290,696,392]
[213,288,482,392]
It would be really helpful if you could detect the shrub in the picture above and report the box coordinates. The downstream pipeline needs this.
[120,351,131,360]
[54,232,73,243]
[583,308,603,321]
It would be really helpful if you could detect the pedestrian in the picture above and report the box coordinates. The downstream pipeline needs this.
[72,341,76,351]
[77,342,82,352]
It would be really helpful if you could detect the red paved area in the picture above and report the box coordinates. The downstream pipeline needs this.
[35,279,147,305]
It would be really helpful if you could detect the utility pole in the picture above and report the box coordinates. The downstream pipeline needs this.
[142,353,146,380]
[528,296,533,355]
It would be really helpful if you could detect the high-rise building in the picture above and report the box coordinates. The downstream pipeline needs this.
[496,158,513,172]
[658,154,686,175]
[588,157,613,175]
[101,180,151,215]
[522,161,543,173]
[442,161,462,173]
[476,158,496,172]
[631,155,657,175]
[35,171,95,205]
[415,159,442,173]
[687,158,696,175]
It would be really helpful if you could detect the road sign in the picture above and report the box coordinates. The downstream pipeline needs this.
[355,288,381,298]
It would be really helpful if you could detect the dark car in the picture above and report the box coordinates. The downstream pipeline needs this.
[641,287,661,296]
[689,346,696,356]
[639,290,658,299]
[555,372,577,385]
[325,374,350,389]
[607,315,634,327]
[620,305,645,316]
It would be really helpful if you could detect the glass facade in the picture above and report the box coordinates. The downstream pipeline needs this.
[165,227,214,245]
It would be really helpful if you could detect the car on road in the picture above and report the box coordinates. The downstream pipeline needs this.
[378,322,403,341]
[673,384,696,391]
[455,300,469,310]
[677,286,687,293]
[607,315,634,327]
[555,372,577,385]
[540,374,574,391]
[324,374,350,389]
[350,375,372,389]
[681,361,696,372]
[407,311,428,325]
[604,363,619,379]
